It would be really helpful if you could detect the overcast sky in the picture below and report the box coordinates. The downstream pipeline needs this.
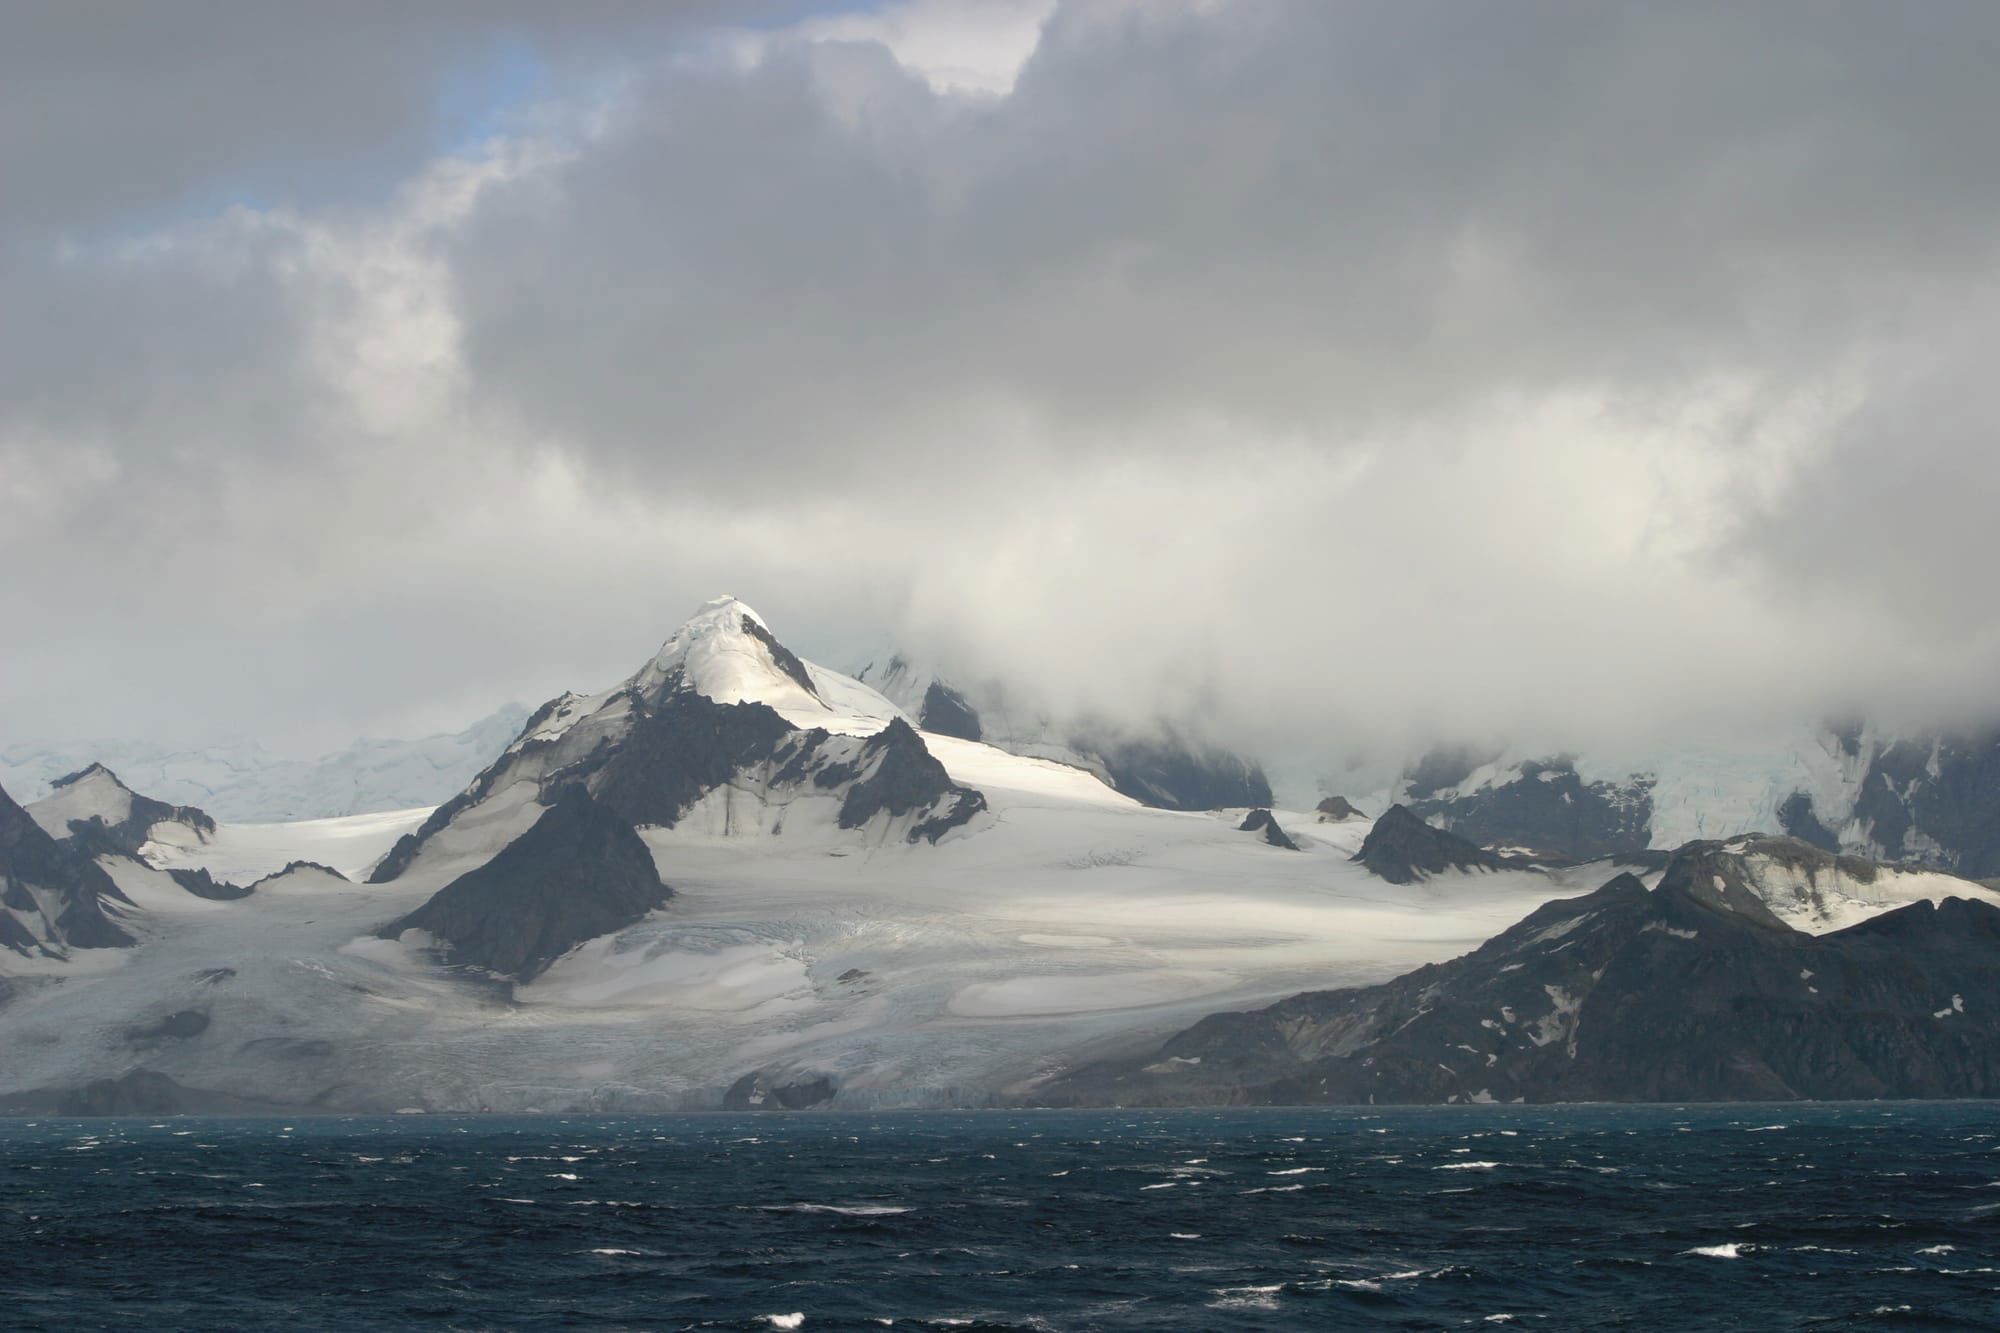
[6,0,2000,764]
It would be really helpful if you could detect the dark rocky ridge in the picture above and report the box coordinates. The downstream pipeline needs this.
[377,786,671,981]
[1315,796,1366,821]
[250,860,346,888]
[1404,727,2000,878]
[1351,804,1526,884]
[1404,756,1653,862]
[166,867,252,901]
[836,718,989,843]
[1038,848,2000,1107]
[1238,809,1299,850]
[739,614,822,700]
[0,780,132,954]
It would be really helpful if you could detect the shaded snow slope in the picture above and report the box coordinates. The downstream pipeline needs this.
[26,765,214,856]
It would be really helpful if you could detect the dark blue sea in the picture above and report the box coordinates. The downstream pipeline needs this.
[5,1104,1999,1330]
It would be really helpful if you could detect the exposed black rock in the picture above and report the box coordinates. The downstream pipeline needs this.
[1238,808,1300,851]
[1404,757,1653,862]
[1075,728,1274,812]
[1777,792,1841,853]
[376,786,670,981]
[167,867,252,901]
[836,718,986,844]
[724,1070,838,1110]
[375,674,991,882]
[918,680,982,741]
[1316,796,1366,821]
[44,764,216,857]
[594,690,801,829]
[1840,732,2000,877]
[738,613,822,700]
[1041,849,2000,1107]
[1351,805,1524,885]
[0,779,132,953]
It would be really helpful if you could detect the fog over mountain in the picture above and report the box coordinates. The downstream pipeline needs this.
[7,1,2000,765]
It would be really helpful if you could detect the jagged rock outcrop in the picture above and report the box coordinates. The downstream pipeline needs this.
[1238,808,1299,850]
[1351,804,1524,884]
[1040,845,2000,1107]
[1,779,132,955]
[1316,796,1366,822]
[166,867,252,901]
[377,787,671,981]
[918,680,982,741]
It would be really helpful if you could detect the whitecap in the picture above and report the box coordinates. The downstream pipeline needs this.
[764,1316,804,1330]
[1434,1161,1501,1171]
[1210,1284,1284,1311]
[763,1203,913,1216]
[1683,1244,1746,1259]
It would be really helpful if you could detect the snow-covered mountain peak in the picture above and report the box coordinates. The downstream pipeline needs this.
[29,764,148,840]
[628,596,825,714]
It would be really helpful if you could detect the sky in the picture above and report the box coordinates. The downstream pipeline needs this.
[5,0,2000,766]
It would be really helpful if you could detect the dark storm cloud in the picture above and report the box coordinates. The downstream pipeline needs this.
[5,0,2000,758]
[450,1,2000,482]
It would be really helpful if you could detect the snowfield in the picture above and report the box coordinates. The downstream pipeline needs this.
[2,737,1592,1111]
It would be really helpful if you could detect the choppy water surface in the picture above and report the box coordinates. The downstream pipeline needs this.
[4,1103,1999,1330]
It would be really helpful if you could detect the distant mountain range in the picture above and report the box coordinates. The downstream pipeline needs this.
[7,596,2000,1115]
[0,706,532,824]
